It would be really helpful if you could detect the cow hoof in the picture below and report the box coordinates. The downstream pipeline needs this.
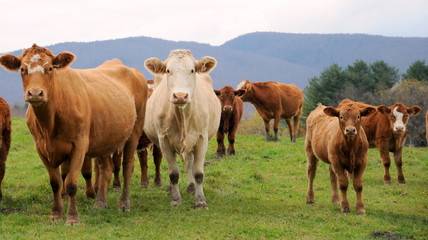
[94,201,108,210]
[398,179,406,184]
[65,216,80,226]
[171,199,182,206]
[118,201,131,212]
[140,182,149,188]
[357,209,366,215]
[306,199,315,204]
[341,207,350,213]
[154,178,162,187]
[187,183,195,195]
[50,215,63,222]
[195,201,208,209]
[383,180,391,184]
[86,189,96,199]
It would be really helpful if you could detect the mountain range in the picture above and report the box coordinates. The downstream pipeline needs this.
[1,32,427,105]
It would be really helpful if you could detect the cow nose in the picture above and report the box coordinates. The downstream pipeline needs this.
[394,126,404,132]
[223,105,232,112]
[26,88,45,103]
[345,127,357,136]
[172,92,189,104]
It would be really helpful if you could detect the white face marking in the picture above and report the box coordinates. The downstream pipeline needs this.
[393,107,406,131]
[148,83,154,89]
[30,54,41,63]
[23,56,48,75]
[236,80,246,90]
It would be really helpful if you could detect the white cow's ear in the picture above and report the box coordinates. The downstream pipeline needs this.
[196,56,216,73]
[0,54,21,72]
[53,52,75,68]
[145,58,165,74]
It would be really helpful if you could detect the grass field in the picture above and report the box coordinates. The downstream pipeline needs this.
[0,117,427,239]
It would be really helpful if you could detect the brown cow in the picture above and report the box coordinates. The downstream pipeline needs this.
[305,101,376,214]
[0,97,11,200]
[214,86,245,157]
[111,80,163,189]
[339,99,421,184]
[236,79,304,142]
[0,44,147,225]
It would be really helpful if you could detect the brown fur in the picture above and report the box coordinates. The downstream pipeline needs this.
[0,97,11,200]
[214,86,245,157]
[305,100,376,214]
[237,79,304,142]
[338,99,421,184]
[0,45,148,225]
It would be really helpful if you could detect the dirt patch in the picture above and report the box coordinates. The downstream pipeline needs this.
[372,232,414,240]
[0,208,21,214]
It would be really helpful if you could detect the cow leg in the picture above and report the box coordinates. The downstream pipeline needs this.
[353,162,367,215]
[160,137,181,206]
[94,155,113,209]
[0,157,4,200]
[216,130,226,157]
[118,131,139,212]
[336,167,350,213]
[393,148,405,184]
[153,144,163,187]
[227,129,236,156]
[60,160,70,197]
[64,147,86,225]
[273,115,281,142]
[93,158,100,194]
[263,119,271,141]
[186,152,195,195]
[81,157,96,199]
[112,150,122,190]
[329,165,340,205]
[306,143,318,204]
[193,136,208,208]
[292,110,302,142]
[285,118,293,142]
[138,148,149,188]
[378,148,392,184]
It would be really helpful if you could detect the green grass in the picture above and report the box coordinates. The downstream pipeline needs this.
[0,117,427,239]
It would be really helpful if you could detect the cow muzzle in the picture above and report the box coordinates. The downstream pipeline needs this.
[393,126,405,132]
[25,88,46,106]
[223,105,233,112]
[344,127,357,136]
[171,92,189,105]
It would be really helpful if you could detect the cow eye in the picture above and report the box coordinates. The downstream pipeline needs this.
[340,116,343,120]
[48,67,53,71]
[20,68,25,73]
[357,115,360,120]
[166,69,170,73]
[191,69,194,73]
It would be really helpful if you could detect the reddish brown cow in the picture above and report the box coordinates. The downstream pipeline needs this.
[339,99,421,184]
[305,101,376,214]
[0,97,11,200]
[214,86,245,157]
[0,45,147,225]
[236,79,304,142]
[111,80,163,188]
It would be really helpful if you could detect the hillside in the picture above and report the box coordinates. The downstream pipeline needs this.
[1,32,427,105]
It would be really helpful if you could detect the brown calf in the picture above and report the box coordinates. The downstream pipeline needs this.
[305,101,375,214]
[236,79,304,142]
[339,99,421,184]
[0,97,11,200]
[214,86,245,157]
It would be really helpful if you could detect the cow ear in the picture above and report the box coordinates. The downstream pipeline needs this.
[234,89,246,96]
[361,107,376,117]
[53,52,75,69]
[377,105,391,115]
[214,90,221,96]
[196,56,216,73]
[145,58,165,74]
[408,105,422,116]
[323,107,340,118]
[0,54,21,72]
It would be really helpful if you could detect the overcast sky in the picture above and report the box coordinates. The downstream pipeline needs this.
[1,0,427,53]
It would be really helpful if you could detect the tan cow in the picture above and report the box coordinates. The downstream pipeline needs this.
[236,79,304,142]
[0,97,11,200]
[338,99,421,184]
[305,101,376,214]
[144,49,221,208]
[0,44,147,225]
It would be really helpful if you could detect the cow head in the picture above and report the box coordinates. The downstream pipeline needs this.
[214,86,245,113]
[0,44,74,106]
[145,49,216,106]
[324,103,376,137]
[377,103,421,133]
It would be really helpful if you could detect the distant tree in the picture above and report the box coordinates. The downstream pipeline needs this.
[402,60,428,82]
[370,60,400,88]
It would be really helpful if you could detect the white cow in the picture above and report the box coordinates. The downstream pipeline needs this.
[144,49,221,208]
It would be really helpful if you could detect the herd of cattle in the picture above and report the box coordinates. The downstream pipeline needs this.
[0,44,427,225]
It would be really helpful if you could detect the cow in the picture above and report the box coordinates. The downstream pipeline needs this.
[305,101,376,214]
[144,49,221,208]
[214,86,245,157]
[0,97,11,200]
[0,44,147,225]
[338,99,421,184]
[236,79,304,142]
[111,80,163,189]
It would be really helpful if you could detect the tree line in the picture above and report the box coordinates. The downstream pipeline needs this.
[303,60,428,147]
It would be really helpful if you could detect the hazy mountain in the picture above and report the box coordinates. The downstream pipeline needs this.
[1,32,427,105]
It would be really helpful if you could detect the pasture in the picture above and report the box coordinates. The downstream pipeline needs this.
[0,118,427,239]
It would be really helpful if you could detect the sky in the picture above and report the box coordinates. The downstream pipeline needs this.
[1,0,427,53]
